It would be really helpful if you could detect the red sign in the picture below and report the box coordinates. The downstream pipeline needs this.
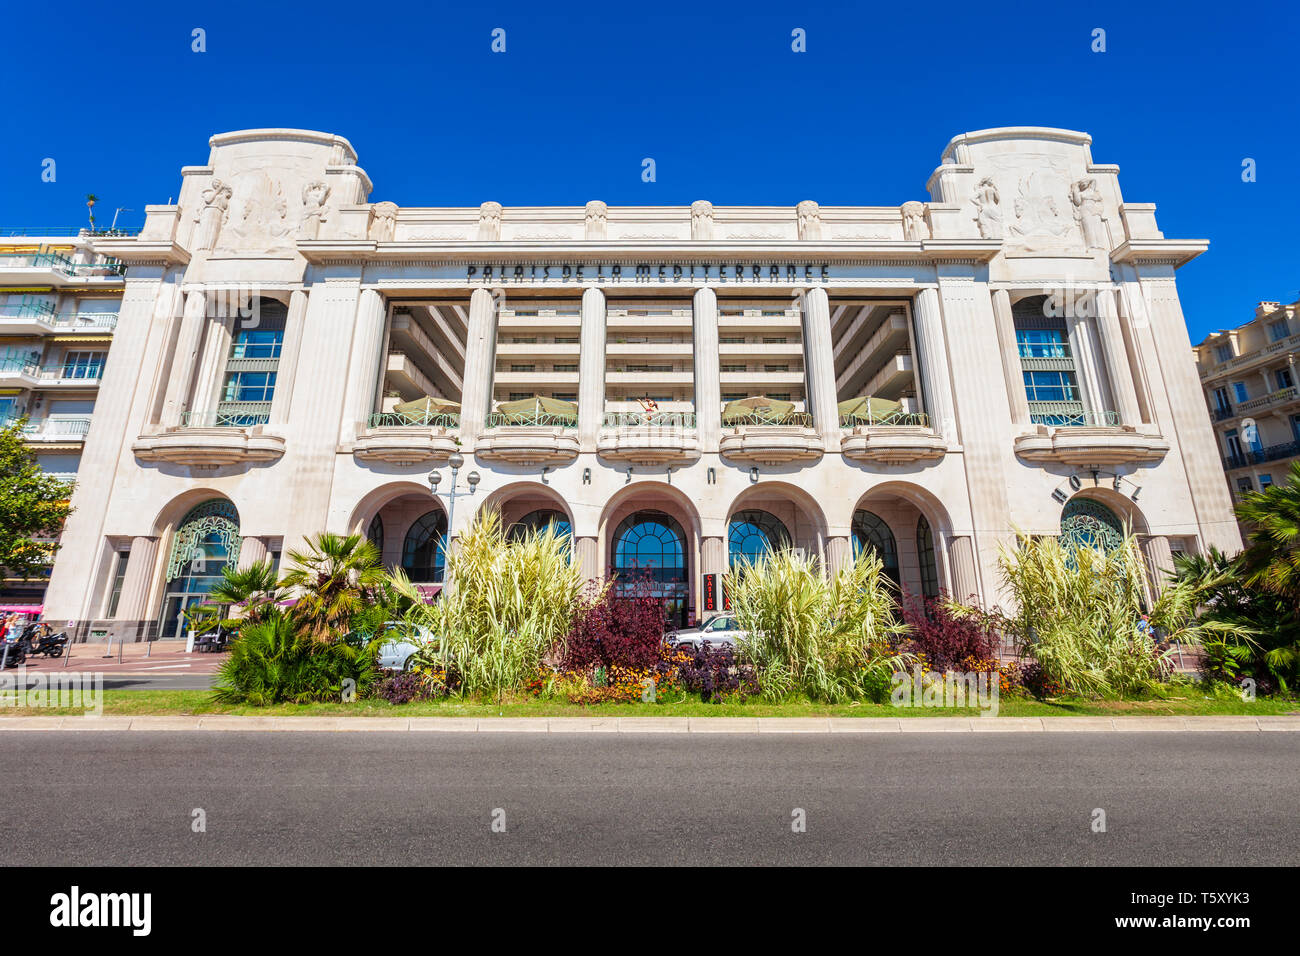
[702,573,717,612]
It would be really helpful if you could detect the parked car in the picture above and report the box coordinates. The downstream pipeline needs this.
[341,622,436,671]
[670,613,749,649]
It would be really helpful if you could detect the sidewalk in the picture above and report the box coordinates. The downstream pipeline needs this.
[5,640,224,676]
[1,715,1296,733]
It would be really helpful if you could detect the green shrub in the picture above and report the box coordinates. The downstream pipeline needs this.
[727,547,910,702]
[213,613,380,706]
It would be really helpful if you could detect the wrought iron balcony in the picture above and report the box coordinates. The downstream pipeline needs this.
[598,410,699,465]
[8,417,92,440]
[181,406,272,428]
[1027,406,1120,427]
[485,412,578,428]
[368,411,460,428]
[838,410,931,428]
[602,411,697,428]
[134,407,283,466]
[839,410,944,464]
[1223,441,1300,470]
[721,410,814,427]
[1212,405,1235,421]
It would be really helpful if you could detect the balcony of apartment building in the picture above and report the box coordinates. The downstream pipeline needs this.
[0,248,125,286]
[1199,312,1298,383]
[0,301,119,337]
[829,302,944,465]
[7,415,92,444]
[355,302,468,465]
[475,300,582,465]
[0,355,104,390]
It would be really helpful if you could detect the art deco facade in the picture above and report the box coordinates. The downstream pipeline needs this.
[1193,299,1300,500]
[40,127,1240,639]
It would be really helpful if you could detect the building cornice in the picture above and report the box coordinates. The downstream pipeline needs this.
[1110,239,1208,268]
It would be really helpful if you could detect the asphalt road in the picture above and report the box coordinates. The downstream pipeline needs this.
[1,732,1295,866]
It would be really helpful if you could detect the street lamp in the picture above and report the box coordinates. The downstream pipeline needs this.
[428,453,479,566]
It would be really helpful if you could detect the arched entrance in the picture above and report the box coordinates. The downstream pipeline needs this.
[727,509,792,570]
[852,510,900,588]
[611,510,689,628]
[507,508,572,547]
[1060,497,1124,553]
[402,510,448,582]
[158,499,240,638]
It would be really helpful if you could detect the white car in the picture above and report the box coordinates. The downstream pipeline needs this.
[344,622,436,671]
[670,614,749,649]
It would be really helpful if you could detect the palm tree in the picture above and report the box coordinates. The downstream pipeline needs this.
[280,533,385,642]
[85,194,98,231]
[1236,460,1300,601]
[209,559,284,626]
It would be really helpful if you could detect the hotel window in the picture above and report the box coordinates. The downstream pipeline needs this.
[1012,300,1085,425]
[1215,343,1234,362]
[61,351,105,379]
[1224,429,1244,463]
[508,392,531,401]
[1291,414,1300,442]
[554,336,579,344]
[510,364,535,372]
[105,548,131,617]
[768,392,791,401]
[1269,320,1290,342]
[1232,382,1249,403]
[764,364,789,373]
[511,337,537,344]
[1212,386,1231,414]
[553,364,578,372]
[1276,367,1294,390]
[1259,474,1274,489]
[553,392,578,402]
[216,299,286,426]
[721,364,747,373]
[762,337,787,344]
[1237,476,1254,495]
[719,336,744,344]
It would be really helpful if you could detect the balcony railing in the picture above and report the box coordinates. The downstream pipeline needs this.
[602,411,697,428]
[182,405,272,427]
[0,226,139,237]
[485,412,578,428]
[0,306,119,330]
[1212,405,1235,421]
[1204,330,1300,377]
[0,360,104,383]
[1224,441,1300,470]
[1028,405,1119,427]
[839,410,931,428]
[0,251,124,276]
[368,411,460,428]
[1238,386,1299,414]
[722,411,815,427]
[7,417,92,439]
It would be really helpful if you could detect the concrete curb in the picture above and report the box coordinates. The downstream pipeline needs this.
[0,715,1296,733]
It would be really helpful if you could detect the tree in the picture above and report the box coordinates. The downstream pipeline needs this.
[0,418,74,580]
[1236,461,1300,601]
[279,533,386,641]
[209,559,284,626]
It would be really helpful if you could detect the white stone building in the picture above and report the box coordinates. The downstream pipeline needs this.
[40,127,1240,640]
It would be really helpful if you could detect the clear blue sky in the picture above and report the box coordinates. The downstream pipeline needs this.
[6,0,1296,341]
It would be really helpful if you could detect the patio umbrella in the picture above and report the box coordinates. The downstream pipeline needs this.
[837,395,902,423]
[721,395,795,424]
[495,395,578,424]
[393,395,460,423]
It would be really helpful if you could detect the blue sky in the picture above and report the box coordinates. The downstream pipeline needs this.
[6,0,1297,341]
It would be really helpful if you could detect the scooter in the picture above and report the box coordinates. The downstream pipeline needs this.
[25,623,68,658]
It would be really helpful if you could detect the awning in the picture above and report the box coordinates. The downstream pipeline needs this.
[413,584,442,602]
[0,604,43,613]
[50,334,113,342]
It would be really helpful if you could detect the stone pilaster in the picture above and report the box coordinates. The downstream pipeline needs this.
[115,536,160,620]
[160,289,206,427]
[1139,534,1176,601]
[825,535,851,574]
[801,287,841,451]
[947,535,980,604]
[692,287,721,450]
[573,535,599,582]
[340,288,387,441]
[237,535,269,570]
[911,287,958,443]
[991,288,1031,424]
[270,289,309,424]
[1066,312,1108,418]
[460,287,498,445]
[577,287,607,451]
[1095,288,1142,425]
[189,311,236,419]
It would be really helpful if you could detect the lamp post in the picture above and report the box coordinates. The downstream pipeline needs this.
[428,452,480,568]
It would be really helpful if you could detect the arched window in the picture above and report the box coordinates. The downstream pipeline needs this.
[160,499,241,638]
[612,510,688,628]
[367,514,385,559]
[402,510,448,582]
[1012,295,1085,425]
[852,510,899,586]
[727,509,791,570]
[916,515,939,598]
[1060,498,1124,553]
[507,509,572,547]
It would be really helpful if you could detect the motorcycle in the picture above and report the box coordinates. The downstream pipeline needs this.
[1,623,68,668]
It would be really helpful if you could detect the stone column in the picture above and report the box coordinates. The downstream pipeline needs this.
[270,289,309,424]
[460,288,498,445]
[1139,534,1176,600]
[338,289,388,442]
[1066,313,1108,420]
[577,287,607,451]
[700,535,725,611]
[692,287,721,450]
[573,536,599,582]
[160,289,206,426]
[115,536,160,620]
[911,287,958,442]
[190,311,236,421]
[801,287,841,451]
[1095,289,1142,426]
[991,288,1031,424]
[947,535,980,605]
[825,535,852,574]
[237,535,268,570]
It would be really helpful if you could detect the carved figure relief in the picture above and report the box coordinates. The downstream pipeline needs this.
[901,201,930,241]
[585,200,608,240]
[1007,170,1076,251]
[691,200,714,240]
[796,200,822,240]
[219,171,292,252]
[369,201,398,242]
[1070,178,1107,250]
[298,181,331,240]
[478,202,503,241]
[192,179,233,252]
[971,177,1004,239]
